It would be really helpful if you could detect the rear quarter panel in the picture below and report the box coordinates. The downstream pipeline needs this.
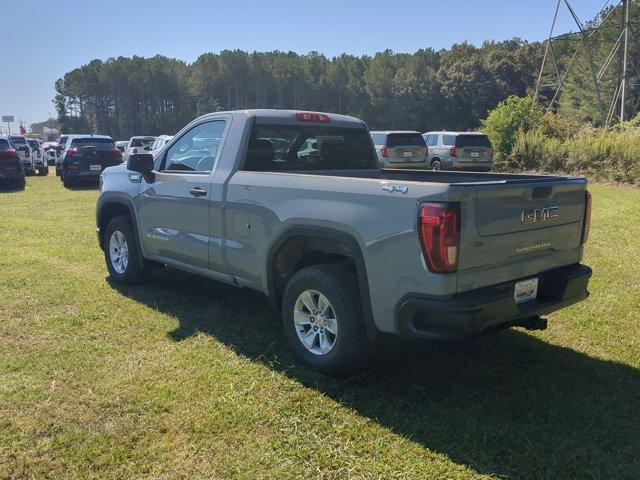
[225,172,463,333]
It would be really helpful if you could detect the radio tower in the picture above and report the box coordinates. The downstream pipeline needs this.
[535,0,640,125]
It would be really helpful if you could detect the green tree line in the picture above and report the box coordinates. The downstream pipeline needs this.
[54,40,543,139]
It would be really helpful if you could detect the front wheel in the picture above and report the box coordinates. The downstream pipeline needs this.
[282,264,372,373]
[104,215,145,285]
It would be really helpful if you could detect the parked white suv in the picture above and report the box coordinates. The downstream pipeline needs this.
[27,138,49,176]
[8,135,34,175]
[123,136,156,162]
[423,131,493,172]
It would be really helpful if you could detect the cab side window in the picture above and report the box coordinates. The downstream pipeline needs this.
[443,135,455,146]
[161,121,226,173]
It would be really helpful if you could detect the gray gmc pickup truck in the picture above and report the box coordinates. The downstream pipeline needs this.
[97,109,592,372]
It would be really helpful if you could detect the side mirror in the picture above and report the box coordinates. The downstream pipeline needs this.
[127,153,154,175]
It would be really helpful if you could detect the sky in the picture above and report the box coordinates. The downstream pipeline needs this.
[0,0,613,130]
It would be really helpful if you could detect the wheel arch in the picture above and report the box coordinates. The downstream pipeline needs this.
[266,226,376,334]
[96,196,141,253]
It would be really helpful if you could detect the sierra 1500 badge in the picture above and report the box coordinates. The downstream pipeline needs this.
[521,206,559,224]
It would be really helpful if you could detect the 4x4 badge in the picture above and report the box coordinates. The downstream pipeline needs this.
[382,184,408,194]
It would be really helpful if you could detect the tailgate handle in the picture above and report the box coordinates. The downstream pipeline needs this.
[532,186,552,199]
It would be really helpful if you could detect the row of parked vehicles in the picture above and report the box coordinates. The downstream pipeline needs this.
[52,134,173,187]
[0,135,51,189]
[372,130,494,171]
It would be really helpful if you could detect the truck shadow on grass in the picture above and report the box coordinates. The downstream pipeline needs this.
[110,268,640,479]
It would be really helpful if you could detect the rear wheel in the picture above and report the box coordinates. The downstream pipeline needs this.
[282,264,372,373]
[62,174,74,188]
[14,175,25,190]
[55,166,61,177]
[104,215,145,285]
[431,158,442,170]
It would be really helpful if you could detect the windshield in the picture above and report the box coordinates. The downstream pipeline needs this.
[455,134,492,148]
[243,124,376,171]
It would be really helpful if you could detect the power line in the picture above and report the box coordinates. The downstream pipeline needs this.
[535,0,639,124]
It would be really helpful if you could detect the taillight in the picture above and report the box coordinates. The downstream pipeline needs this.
[419,203,460,273]
[0,150,17,159]
[111,149,122,159]
[381,145,389,158]
[581,191,592,244]
[296,112,330,122]
[450,146,457,157]
[66,148,77,157]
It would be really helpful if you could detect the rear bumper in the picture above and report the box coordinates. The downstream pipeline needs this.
[0,171,22,180]
[453,164,492,172]
[396,263,592,341]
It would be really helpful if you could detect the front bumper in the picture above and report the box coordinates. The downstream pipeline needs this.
[396,263,592,341]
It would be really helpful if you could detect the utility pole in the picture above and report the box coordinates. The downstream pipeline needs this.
[620,0,630,122]
[536,0,639,126]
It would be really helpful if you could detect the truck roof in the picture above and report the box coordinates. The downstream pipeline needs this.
[370,130,422,135]
[424,131,487,136]
[196,109,367,128]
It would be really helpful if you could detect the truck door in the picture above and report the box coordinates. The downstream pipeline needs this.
[138,119,228,270]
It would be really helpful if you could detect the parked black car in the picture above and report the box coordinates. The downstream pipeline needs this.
[60,135,122,188]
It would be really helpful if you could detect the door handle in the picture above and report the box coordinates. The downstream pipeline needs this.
[189,187,207,197]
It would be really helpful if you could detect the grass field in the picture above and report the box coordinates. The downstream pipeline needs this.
[1,173,639,479]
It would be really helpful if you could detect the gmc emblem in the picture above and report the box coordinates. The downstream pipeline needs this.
[521,206,559,224]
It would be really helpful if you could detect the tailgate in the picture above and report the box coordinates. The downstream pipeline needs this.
[457,178,587,286]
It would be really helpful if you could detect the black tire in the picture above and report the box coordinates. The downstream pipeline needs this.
[62,173,74,188]
[55,167,61,177]
[41,166,49,176]
[431,158,442,170]
[104,215,145,285]
[14,176,26,190]
[282,264,372,373]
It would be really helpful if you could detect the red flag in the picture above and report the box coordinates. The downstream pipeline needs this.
[19,124,26,135]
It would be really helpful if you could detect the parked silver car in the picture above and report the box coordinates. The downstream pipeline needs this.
[370,131,428,169]
[423,131,493,171]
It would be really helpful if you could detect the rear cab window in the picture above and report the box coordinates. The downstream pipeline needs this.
[0,139,11,151]
[243,123,376,171]
[386,133,426,148]
[455,134,492,148]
